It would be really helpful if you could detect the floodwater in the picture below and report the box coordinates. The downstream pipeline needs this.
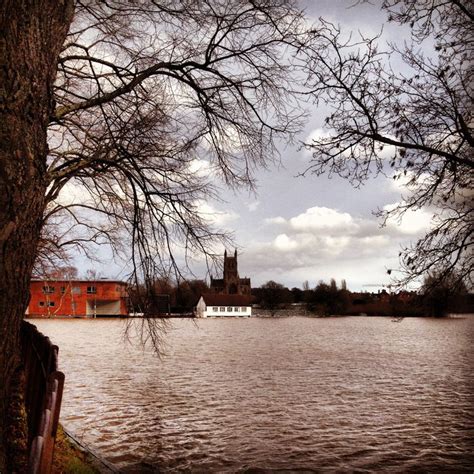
[35,316,474,472]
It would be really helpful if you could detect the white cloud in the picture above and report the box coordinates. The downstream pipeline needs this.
[376,142,397,161]
[188,158,213,178]
[274,233,299,251]
[357,235,391,255]
[247,200,260,212]
[196,200,239,227]
[306,127,332,144]
[54,182,93,206]
[249,206,392,270]
[264,206,361,234]
[289,206,358,233]
[236,202,432,290]
[384,203,433,235]
[264,216,286,225]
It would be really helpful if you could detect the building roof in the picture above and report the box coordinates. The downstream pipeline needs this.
[200,293,253,306]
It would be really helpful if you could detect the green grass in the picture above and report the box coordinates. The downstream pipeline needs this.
[52,425,99,474]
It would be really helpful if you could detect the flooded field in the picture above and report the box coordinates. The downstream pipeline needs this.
[35,316,474,472]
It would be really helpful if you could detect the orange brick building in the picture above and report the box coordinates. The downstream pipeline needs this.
[27,279,129,318]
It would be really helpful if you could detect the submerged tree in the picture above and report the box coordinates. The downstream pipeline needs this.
[302,0,473,289]
[257,280,292,316]
[306,279,349,316]
[0,1,310,467]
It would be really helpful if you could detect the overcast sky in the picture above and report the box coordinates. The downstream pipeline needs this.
[72,1,433,292]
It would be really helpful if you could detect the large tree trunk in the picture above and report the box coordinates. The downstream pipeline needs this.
[0,1,73,469]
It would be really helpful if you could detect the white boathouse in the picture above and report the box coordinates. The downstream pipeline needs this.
[195,294,253,318]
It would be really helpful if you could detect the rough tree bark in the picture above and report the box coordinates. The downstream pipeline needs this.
[0,1,73,468]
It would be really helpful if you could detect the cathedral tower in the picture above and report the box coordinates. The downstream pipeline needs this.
[210,250,251,295]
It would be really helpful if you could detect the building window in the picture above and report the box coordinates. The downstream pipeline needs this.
[72,287,81,294]
[60,286,66,294]
[220,307,225,311]
[235,307,239,312]
[87,286,97,294]
[48,301,55,307]
[241,307,247,312]
[39,301,45,307]
[42,286,54,294]
[212,307,218,311]
[227,307,233,312]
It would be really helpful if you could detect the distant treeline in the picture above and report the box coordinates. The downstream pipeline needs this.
[253,278,473,317]
[128,278,210,314]
[127,275,473,317]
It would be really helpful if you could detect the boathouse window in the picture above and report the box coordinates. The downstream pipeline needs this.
[48,301,55,307]
[212,307,218,311]
[87,286,97,294]
[235,307,240,312]
[227,307,233,312]
[42,286,55,294]
[39,301,45,307]
[60,286,66,294]
[241,307,246,312]
[220,307,225,311]
[72,287,81,294]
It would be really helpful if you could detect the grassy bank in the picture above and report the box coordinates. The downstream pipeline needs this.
[52,425,99,474]
[6,367,98,473]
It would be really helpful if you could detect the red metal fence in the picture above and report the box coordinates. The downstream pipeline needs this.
[21,321,65,473]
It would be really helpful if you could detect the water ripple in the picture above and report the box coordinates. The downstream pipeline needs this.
[35,316,474,472]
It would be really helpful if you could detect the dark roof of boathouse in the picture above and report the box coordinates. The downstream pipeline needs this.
[200,294,253,306]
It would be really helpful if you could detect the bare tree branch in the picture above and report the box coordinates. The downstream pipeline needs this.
[301,2,473,288]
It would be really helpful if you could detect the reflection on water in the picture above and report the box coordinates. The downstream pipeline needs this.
[35,316,474,472]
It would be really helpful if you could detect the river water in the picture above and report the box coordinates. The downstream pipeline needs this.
[35,316,474,472]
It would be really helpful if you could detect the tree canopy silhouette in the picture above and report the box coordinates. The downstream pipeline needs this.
[302,0,473,289]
